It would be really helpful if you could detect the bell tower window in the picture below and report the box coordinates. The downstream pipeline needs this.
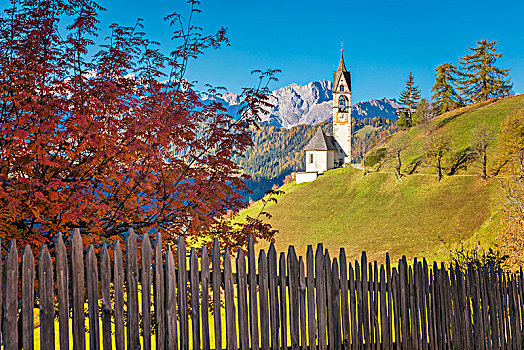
[340,85,344,92]
[339,96,347,109]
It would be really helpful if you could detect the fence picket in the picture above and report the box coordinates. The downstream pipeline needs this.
[201,247,211,350]
[154,233,166,350]
[126,229,140,350]
[386,253,393,349]
[418,261,428,350]
[391,269,400,348]
[86,245,100,350]
[433,265,443,349]
[348,262,358,349]
[380,265,389,350]
[3,240,18,350]
[100,244,112,350]
[331,258,341,350]
[315,244,327,350]
[71,229,85,350]
[268,244,279,350]
[212,238,222,350]
[259,250,270,350]
[360,252,370,347]
[511,276,521,347]
[373,262,380,348]
[306,246,316,350]
[423,261,434,350]
[408,265,418,350]
[325,251,334,348]
[279,252,288,350]
[399,258,409,349]
[288,246,300,350]
[248,236,260,350]
[22,246,35,350]
[177,237,190,350]
[190,247,201,350]
[141,233,152,350]
[237,249,249,350]
[56,234,69,350]
[40,245,55,350]
[299,257,307,350]
[114,242,125,350]
[471,267,484,349]
[355,261,363,348]
[367,263,375,347]
[224,247,237,350]
[441,266,452,347]
[339,249,350,349]
[165,245,178,350]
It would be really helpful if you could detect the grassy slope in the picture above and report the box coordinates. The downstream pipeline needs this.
[240,95,524,263]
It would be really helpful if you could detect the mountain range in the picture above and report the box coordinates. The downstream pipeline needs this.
[220,79,401,128]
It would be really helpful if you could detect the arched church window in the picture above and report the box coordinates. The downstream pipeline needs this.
[340,85,344,92]
[339,96,347,109]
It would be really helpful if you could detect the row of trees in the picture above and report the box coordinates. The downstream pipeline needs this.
[397,39,512,128]
[367,120,497,183]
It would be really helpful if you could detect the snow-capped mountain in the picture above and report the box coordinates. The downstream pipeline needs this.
[221,79,401,129]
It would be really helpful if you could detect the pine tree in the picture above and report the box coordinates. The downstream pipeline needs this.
[458,39,512,103]
[413,98,432,126]
[398,72,421,127]
[431,62,462,114]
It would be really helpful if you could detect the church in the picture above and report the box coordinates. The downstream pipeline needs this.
[296,50,352,184]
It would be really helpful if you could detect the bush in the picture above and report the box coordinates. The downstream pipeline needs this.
[446,241,509,272]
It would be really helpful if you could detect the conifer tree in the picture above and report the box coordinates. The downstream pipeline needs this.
[398,72,421,127]
[413,98,432,126]
[431,62,462,114]
[458,39,512,103]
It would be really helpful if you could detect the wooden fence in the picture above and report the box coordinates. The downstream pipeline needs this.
[1,228,523,349]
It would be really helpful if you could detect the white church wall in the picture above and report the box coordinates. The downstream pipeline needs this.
[327,150,335,170]
[296,171,318,184]
[306,150,329,173]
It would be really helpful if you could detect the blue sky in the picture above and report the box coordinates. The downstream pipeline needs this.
[4,0,524,103]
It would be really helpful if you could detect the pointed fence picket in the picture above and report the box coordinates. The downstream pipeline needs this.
[0,230,522,349]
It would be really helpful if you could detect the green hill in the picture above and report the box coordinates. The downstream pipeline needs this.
[240,95,524,262]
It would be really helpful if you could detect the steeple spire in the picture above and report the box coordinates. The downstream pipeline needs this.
[337,49,347,72]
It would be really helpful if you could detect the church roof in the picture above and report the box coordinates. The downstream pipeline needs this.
[305,128,337,151]
[333,50,352,92]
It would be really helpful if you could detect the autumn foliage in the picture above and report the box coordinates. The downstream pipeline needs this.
[0,0,277,249]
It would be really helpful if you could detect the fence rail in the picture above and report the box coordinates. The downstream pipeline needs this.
[1,229,523,349]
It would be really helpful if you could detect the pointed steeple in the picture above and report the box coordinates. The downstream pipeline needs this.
[336,49,347,72]
[333,49,351,92]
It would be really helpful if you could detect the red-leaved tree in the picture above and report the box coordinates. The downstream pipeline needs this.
[0,0,279,251]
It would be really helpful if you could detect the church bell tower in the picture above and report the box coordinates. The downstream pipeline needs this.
[333,49,352,165]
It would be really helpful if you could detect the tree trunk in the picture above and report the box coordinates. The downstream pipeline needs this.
[437,157,442,182]
[482,150,487,179]
[395,153,402,181]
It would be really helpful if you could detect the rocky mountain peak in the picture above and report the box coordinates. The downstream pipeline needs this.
[220,80,400,128]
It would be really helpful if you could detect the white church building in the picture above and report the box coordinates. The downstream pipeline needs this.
[297,50,352,184]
